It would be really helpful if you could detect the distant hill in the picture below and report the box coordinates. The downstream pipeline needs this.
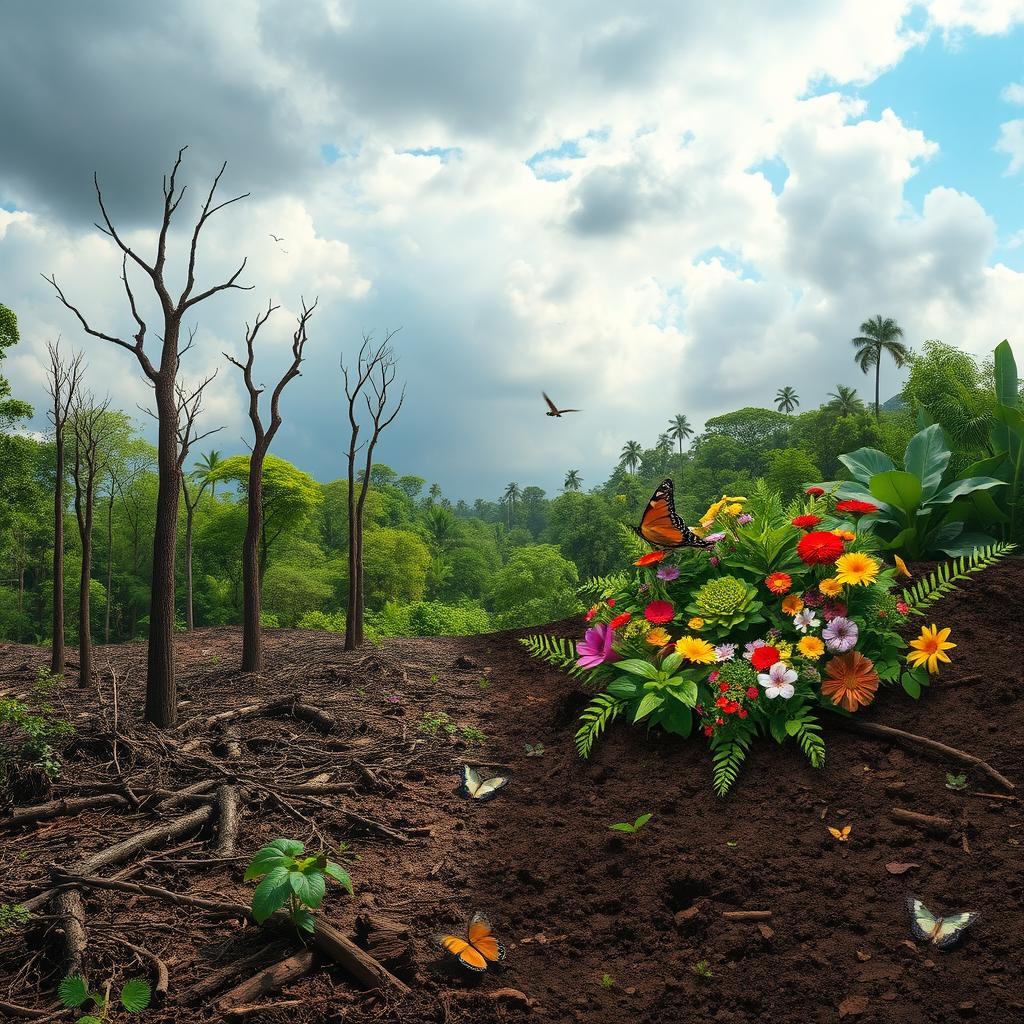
[881,393,908,412]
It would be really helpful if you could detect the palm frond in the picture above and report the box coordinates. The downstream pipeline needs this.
[577,572,629,601]
[519,633,578,670]
[901,543,1016,615]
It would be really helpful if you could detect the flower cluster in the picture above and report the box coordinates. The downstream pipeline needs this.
[558,486,966,795]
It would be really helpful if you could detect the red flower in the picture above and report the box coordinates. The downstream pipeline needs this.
[765,571,792,594]
[835,499,878,515]
[745,686,759,699]
[805,486,825,496]
[643,600,674,625]
[607,599,616,608]
[704,725,714,736]
[791,514,822,529]
[738,708,748,718]
[751,646,780,671]
[634,551,667,566]
[797,530,845,565]
[716,717,724,725]
[585,605,598,622]
[896,600,909,614]
[608,612,631,630]
[715,696,729,708]
[719,682,729,692]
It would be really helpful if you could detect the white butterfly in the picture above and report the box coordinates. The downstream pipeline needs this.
[460,765,509,801]
[906,896,978,950]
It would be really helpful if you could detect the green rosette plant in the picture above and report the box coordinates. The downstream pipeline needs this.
[685,576,763,635]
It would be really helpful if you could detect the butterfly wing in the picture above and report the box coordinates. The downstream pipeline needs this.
[460,765,482,799]
[907,897,940,943]
[473,774,509,801]
[932,912,979,950]
[434,933,489,971]
[635,479,712,549]
[827,827,842,840]
[467,913,506,964]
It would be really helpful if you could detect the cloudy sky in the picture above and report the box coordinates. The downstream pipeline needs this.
[2,1,1024,500]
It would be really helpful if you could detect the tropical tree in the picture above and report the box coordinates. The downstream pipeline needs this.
[775,386,799,414]
[421,505,460,550]
[851,315,911,419]
[620,440,643,474]
[826,385,864,417]
[668,413,694,454]
[563,469,582,491]
[195,449,223,501]
[427,482,442,506]
[502,482,521,527]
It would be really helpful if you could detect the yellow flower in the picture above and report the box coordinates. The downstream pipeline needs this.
[700,494,747,527]
[687,617,705,630]
[819,577,843,597]
[726,503,743,516]
[798,636,825,660]
[646,627,672,647]
[834,552,880,587]
[675,635,717,664]
[781,594,804,615]
[832,529,856,541]
[775,641,794,660]
[894,554,912,579]
[907,624,956,674]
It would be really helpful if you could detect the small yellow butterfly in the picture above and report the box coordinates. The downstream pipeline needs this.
[894,555,912,579]
[828,825,852,841]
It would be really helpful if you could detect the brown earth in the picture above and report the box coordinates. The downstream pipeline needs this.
[1,559,1022,1024]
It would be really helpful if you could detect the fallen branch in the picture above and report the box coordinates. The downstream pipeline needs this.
[224,999,304,1018]
[215,950,320,1011]
[116,938,169,1005]
[310,918,412,994]
[214,725,242,857]
[722,910,772,921]
[46,871,250,918]
[835,718,1015,791]
[151,779,217,811]
[177,941,292,1005]
[0,1000,68,1020]
[52,888,87,977]
[2,794,129,830]
[890,807,956,833]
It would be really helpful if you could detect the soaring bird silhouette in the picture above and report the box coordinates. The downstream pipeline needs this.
[269,234,284,242]
[543,392,581,417]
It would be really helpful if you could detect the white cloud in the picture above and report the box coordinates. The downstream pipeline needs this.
[925,0,1024,34]
[996,118,1024,173]
[1002,81,1024,103]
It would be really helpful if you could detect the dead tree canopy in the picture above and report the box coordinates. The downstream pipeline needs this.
[342,331,405,650]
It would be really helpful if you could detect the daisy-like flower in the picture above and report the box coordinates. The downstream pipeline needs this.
[797,531,844,565]
[714,643,737,662]
[834,552,880,587]
[750,645,781,671]
[576,623,621,669]
[894,554,912,579]
[821,651,879,711]
[798,635,825,660]
[634,551,667,567]
[805,486,825,497]
[765,571,792,595]
[907,624,956,674]
[743,639,767,660]
[688,617,706,630]
[822,616,858,653]
[835,499,878,515]
[675,635,718,664]
[737,513,753,525]
[644,600,675,625]
[791,514,822,529]
[609,612,632,630]
[818,577,843,597]
[704,531,727,543]
[758,661,798,699]
[831,529,856,541]
[793,608,820,633]
[645,627,672,647]
[781,594,804,616]
[657,564,680,581]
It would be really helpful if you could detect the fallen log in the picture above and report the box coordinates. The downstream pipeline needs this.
[52,888,87,977]
[310,918,412,995]
[2,794,129,831]
[354,911,417,979]
[151,779,217,811]
[890,807,956,833]
[835,718,1015,791]
[722,910,772,922]
[224,999,305,1018]
[214,725,242,857]
[177,941,292,1005]
[215,950,320,1011]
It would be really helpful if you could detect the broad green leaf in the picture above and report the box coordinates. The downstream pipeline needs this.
[615,658,660,680]
[838,447,895,484]
[654,699,693,738]
[58,975,90,1009]
[251,866,292,923]
[243,849,292,880]
[291,869,327,909]
[267,838,305,857]
[606,678,640,699]
[661,652,682,673]
[869,471,922,513]
[903,425,950,500]
[994,340,1018,410]
[784,719,802,737]
[324,861,354,894]
[633,813,652,829]
[292,908,317,933]
[119,979,152,1013]
[968,489,1009,525]
[963,452,1008,478]
[936,531,999,557]
[769,716,788,743]
[633,693,664,722]
[609,822,635,832]
[928,476,1006,506]
[901,675,922,699]
[667,677,698,708]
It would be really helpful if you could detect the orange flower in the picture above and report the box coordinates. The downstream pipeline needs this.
[634,551,667,566]
[819,578,843,597]
[821,651,880,712]
[831,529,856,541]
[894,554,912,579]
[646,627,672,647]
[765,571,792,594]
[781,594,804,615]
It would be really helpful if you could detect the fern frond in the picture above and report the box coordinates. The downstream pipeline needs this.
[901,542,1015,615]
[519,634,578,671]
[575,694,626,758]
[709,731,753,797]
[576,572,628,601]
[618,521,648,562]
[790,708,825,769]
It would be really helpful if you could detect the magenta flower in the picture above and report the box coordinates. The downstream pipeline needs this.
[705,531,726,543]
[737,514,753,525]
[709,556,721,567]
[576,623,621,669]
[657,564,680,581]
[822,616,858,653]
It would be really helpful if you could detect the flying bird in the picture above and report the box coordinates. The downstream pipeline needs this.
[269,234,284,242]
[543,392,581,417]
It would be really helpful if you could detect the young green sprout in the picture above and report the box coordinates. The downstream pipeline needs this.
[945,772,968,791]
[59,975,151,1022]
[691,960,713,979]
[600,973,615,989]
[525,742,545,757]
[609,813,652,836]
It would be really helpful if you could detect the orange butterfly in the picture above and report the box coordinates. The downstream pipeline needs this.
[632,478,713,550]
[828,825,852,842]
[435,913,506,972]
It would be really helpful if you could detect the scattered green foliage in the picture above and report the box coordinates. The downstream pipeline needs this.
[945,772,968,791]
[244,838,353,934]
[459,726,487,746]
[417,711,456,737]
[0,903,29,934]
[575,694,626,758]
[58,975,151,1022]
[0,696,74,782]
[33,666,61,696]
[609,812,652,835]
[478,677,491,689]
[901,542,1016,615]
[600,973,615,989]
[691,960,714,979]
[518,633,579,672]
[524,742,545,757]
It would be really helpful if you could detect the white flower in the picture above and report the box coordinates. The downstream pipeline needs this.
[757,661,798,699]
[793,608,820,634]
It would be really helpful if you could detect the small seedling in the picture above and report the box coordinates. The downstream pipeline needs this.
[0,903,29,934]
[209,654,221,666]
[59,975,150,1022]
[417,711,456,737]
[459,726,487,747]
[609,813,652,835]
[335,841,361,864]
[525,742,545,757]
[600,973,615,989]
[725,840,738,848]
[478,677,491,690]
[33,666,61,696]
[430,673,440,684]
[355,687,367,697]
[945,772,968,791]
[245,838,353,934]
[691,960,713,979]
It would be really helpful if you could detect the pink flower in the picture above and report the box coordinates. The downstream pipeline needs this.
[576,623,621,670]
[657,564,680,581]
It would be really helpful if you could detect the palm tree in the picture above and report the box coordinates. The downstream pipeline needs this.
[826,384,864,417]
[620,440,643,475]
[563,470,582,491]
[502,481,521,527]
[422,505,460,550]
[775,386,799,414]
[668,414,694,455]
[851,315,911,419]
[426,482,442,506]
[195,448,223,501]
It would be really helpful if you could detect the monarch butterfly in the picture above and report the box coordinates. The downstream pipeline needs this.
[906,897,978,950]
[827,825,852,841]
[435,913,506,971]
[632,478,713,550]
[460,765,509,801]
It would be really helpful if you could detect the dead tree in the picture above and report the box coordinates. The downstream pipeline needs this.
[70,395,113,687]
[342,332,405,650]
[225,299,316,671]
[44,147,251,726]
[45,341,83,675]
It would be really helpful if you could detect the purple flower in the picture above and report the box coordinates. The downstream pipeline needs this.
[383,695,402,704]
[576,623,621,670]
[743,639,767,661]
[656,564,681,582]
[822,600,848,622]
[737,514,753,525]
[705,531,726,543]
[714,643,737,662]
[709,556,721,568]
[822,616,858,653]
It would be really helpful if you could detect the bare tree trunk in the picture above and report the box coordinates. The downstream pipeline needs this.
[185,505,195,632]
[104,485,114,644]
[52,429,65,672]
[874,355,881,420]
[78,491,94,687]
[241,454,264,671]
